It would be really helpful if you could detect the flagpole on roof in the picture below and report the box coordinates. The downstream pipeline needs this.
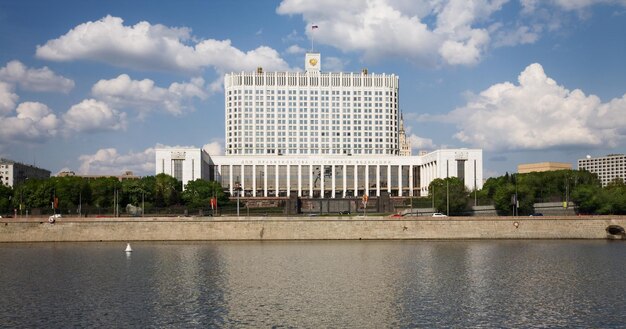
[311,24,318,52]
[311,25,314,52]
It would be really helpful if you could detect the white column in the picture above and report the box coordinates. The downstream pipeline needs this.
[217,164,222,185]
[229,164,234,195]
[343,164,347,198]
[274,165,280,197]
[387,164,392,194]
[420,164,425,195]
[320,165,325,198]
[264,164,268,197]
[298,164,302,197]
[286,165,291,196]
[354,165,359,196]
[309,165,314,197]
[409,164,414,197]
[252,165,257,197]
[365,164,369,196]
[331,165,336,198]
[398,165,403,197]
[376,164,380,197]
[240,165,245,195]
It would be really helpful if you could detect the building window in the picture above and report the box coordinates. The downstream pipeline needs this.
[172,159,183,181]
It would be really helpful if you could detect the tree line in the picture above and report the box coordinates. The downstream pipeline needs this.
[0,174,228,216]
[419,169,626,215]
[2,169,625,216]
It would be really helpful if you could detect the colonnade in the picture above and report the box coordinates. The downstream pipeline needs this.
[218,163,420,198]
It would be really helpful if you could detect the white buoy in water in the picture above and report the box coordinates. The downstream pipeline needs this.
[125,243,133,252]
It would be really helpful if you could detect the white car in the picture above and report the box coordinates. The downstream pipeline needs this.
[432,213,448,217]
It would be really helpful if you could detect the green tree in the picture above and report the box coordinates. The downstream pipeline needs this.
[154,173,181,207]
[89,177,121,211]
[181,179,227,209]
[490,174,534,215]
[0,183,12,215]
[428,177,469,215]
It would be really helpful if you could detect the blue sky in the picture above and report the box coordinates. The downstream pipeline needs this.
[1,0,626,178]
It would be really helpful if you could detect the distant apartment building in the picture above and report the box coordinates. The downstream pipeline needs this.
[518,162,572,174]
[57,171,140,181]
[578,154,626,186]
[0,158,51,188]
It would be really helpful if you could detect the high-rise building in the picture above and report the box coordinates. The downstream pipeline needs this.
[578,154,626,186]
[156,53,483,197]
[224,53,400,156]
[0,158,51,188]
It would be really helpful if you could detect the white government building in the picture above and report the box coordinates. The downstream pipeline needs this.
[156,53,483,198]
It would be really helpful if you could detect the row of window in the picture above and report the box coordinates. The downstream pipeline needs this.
[228,149,396,155]
[228,89,396,96]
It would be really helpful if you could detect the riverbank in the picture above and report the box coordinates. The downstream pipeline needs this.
[1,216,625,242]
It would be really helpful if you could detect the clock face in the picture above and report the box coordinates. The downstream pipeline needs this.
[309,58,318,66]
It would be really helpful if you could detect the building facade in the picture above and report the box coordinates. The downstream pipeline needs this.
[518,162,572,174]
[578,154,626,186]
[0,158,51,188]
[155,148,212,189]
[156,53,483,197]
[224,53,401,156]
[210,149,481,198]
[57,170,140,181]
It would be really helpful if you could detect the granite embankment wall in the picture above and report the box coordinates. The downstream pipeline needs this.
[1,216,625,242]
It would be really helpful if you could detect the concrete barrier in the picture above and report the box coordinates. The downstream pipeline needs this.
[1,216,625,242]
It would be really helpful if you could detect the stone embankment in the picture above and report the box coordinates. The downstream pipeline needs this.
[1,216,625,242]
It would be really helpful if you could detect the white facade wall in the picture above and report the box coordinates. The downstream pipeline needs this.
[224,70,400,156]
[0,160,50,187]
[155,148,211,189]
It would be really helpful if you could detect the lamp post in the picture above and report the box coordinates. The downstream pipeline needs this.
[446,179,450,216]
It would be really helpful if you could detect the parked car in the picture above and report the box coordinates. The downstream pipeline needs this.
[432,213,448,217]
[529,213,543,217]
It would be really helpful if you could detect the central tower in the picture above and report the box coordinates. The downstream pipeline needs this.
[224,53,400,156]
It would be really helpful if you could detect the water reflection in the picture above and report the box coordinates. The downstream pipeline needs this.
[1,241,625,327]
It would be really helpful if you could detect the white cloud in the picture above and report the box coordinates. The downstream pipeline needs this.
[36,15,291,74]
[0,81,18,115]
[92,74,208,116]
[450,63,626,151]
[286,44,306,54]
[277,0,506,66]
[63,99,127,133]
[0,102,60,142]
[491,24,541,47]
[522,0,626,12]
[324,57,349,72]
[408,134,436,151]
[202,141,223,156]
[0,60,74,93]
[78,147,155,175]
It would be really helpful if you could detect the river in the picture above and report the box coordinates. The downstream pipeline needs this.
[1,240,625,328]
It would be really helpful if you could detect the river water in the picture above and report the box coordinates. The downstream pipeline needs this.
[1,240,625,328]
